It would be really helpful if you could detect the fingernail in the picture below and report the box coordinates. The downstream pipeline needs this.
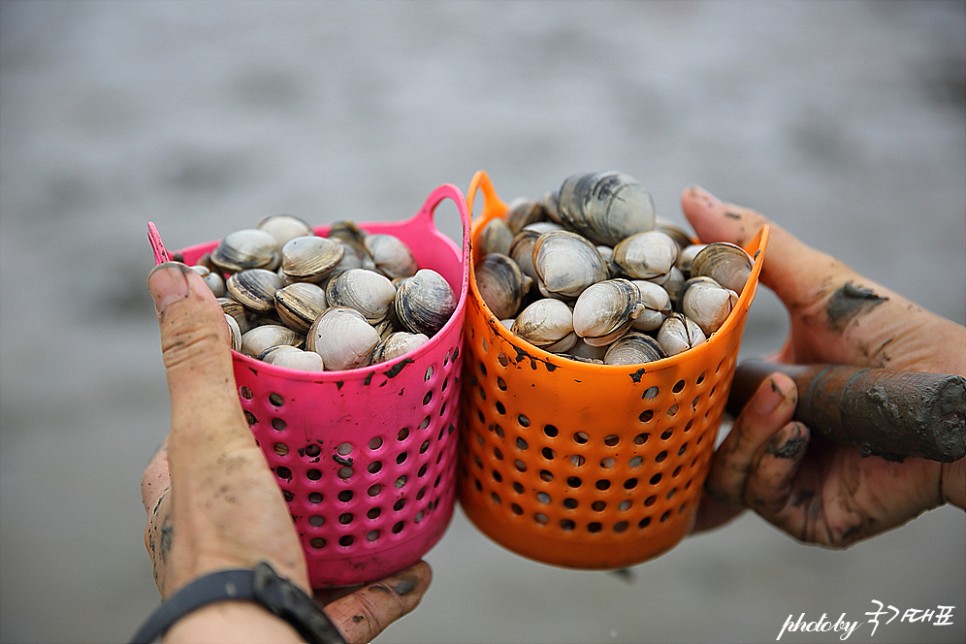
[688,184,721,209]
[767,422,807,458]
[393,576,418,596]
[752,377,786,415]
[148,262,191,314]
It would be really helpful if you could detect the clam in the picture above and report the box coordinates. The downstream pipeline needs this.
[373,318,395,341]
[675,243,707,274]
[259,345,324,372]
[630,280,672,332]
[241,324,303,358]
[224,313,242,352]
[326,220,369,260]
[655,218,694,252]
[532,230,608,300]
[320,240,367,284]
[690,241,753,294]
[612,230,679,280]
[274,282,328,333]
[560,338,607,363]
[475,253,532,320]
[364,234,418,279]
[511,298,577,353]
[394,269,457,336]
[256,214,314,247]
[307,307,379,371]
[280,236,345,283]
[211,229,280,273]
[656,312,706,357]
[679,276,738,335]
[477,218,514,257]
[555,171,656,246]
[325,268,397,324]
[218,297,250,333]
[572,279,644,347]
[603,332,667,366]
[649,266,685,305]
[191,265,226,297]
[370,331,430,364]
[226,268,284,314]
[508,221,563,283]
[504,197,548,233]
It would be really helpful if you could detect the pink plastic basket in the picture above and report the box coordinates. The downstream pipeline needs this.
[148,184,471,588]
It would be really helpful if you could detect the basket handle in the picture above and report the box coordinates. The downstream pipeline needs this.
[147,222,171,265]
[467,170,508,228]
[413,183,472,273]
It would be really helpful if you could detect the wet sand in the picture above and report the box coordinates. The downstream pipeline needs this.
[1,2,963,642]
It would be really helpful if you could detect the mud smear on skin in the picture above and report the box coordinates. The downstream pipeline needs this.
[826,281,888,332]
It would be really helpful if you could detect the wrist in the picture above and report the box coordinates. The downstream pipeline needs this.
[166,601,302,643]
[940,458,965,509]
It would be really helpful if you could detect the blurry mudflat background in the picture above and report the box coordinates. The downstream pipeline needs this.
[1,1,963,643]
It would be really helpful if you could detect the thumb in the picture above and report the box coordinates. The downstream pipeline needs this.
[147,262,251,456]
[680,185,851,309]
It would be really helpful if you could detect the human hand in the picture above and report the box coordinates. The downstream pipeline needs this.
[140,262,430,642]
[682,186,966,547]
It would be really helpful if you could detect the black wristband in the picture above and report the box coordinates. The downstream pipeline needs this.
[130,561,346,644]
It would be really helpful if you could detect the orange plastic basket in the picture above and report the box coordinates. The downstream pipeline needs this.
[458,171,768,569]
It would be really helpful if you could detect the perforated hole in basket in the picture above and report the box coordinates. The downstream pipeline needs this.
[241,344,462,558]
[459,331,737,539]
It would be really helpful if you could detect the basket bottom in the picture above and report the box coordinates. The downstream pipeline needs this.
[306,490,456,589]
[459,486,693,570]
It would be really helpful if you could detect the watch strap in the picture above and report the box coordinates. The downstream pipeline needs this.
[130,561,345,644]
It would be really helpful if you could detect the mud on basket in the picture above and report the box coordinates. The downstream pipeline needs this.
[458,171,769,569]
[148,184,471,588]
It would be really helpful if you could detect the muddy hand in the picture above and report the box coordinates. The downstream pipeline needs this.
[681,187,965,546]
[141,262,430,642]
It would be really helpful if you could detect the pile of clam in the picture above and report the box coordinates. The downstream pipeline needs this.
[188,216,456,372]
[475,171,753,366]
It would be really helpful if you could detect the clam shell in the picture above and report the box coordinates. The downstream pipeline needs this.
[259,345,324,371]
[218,297,250,333]
[211,229,280,273]
[370,331,430,364]
[559,338,607,363]
[572,279,644,347]
[280,236,345,283]
[504,197,549,233]
[556,171,656,246]
[690,241,753,294]
[306,306,379,371]
[191,265,226,297]
[630,280,672,332]
[511,298,576,352]
[326,220,369,259]
[394,269,457,337]
[655,218,695,252]
[364,234,418,279]
[603,332,667,366]
[675,243,707,274]
[656,312,706,356]
[508,221,562,284]
[475,253,532,320]
[240,324,303,357]
[224,314,242,352]
[325,268,397,324]
[532,230,608,300]
[256,214,314,247]
[679,276,738,335]
[274,282,328,333]
[226,268,284,313]
[612,230,679,280]
[477,218,514,257]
